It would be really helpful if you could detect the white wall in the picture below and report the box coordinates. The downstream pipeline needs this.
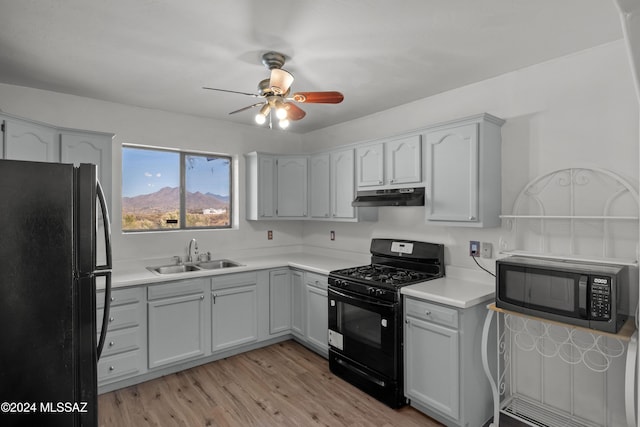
[0,83,306,262]
[302,40,639,275]
[0,40,637,272]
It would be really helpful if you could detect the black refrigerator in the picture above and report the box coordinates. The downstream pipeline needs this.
[0,159,112,427]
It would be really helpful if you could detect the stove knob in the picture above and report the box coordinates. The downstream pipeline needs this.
[376,289,385,296]
[367,287,376,295]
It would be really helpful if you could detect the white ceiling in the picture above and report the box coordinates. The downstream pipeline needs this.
[0,0,623,133]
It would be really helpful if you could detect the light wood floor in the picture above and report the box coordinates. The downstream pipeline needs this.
[98,340,444,426]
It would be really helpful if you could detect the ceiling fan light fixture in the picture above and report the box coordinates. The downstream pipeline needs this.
[269,68,294,95]
[274,99,288,120]
[279,118,290,129]
[255,104,270,124]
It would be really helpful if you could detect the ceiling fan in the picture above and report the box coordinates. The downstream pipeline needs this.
[203,51,344,129]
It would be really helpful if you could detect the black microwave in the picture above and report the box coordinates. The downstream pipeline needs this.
[496,256,628,333]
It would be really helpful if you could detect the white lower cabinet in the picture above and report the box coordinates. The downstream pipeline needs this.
[211,273,258,352]
[404,297,493,427]
[147,278,210,369]
[269,269,292,334]
[96,287,146,386]
[304,272,328,355]
[291,270,305,337]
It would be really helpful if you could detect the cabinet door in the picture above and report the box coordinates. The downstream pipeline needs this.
[386,135,421,185]
[291,270,305,337]
[356,143,384,188]
[269,270,292,334]
[211,285,258,352]
[305,284,328,352]
[60,131,113,206]
[258,155,275,218]
[3,118,58,162]
[276,157,308,217]
[148,292,207,369]
[331,148,356,219]
[425,123,479,222]
[309,153,331,218]
[405,316,459,420]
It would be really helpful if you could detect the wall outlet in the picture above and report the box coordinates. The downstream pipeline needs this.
[469,241,480,257]
[330,230,335,241]
[481,242,493,258]
[267,230,273,240]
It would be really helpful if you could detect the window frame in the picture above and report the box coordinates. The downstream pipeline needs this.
[122,144,233,232]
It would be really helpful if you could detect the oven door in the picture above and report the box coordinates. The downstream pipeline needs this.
[328,286,399,379]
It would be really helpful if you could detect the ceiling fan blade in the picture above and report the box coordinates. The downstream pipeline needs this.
[291,91,344,104]
[203,87,260,97]
[229,102,264,115]
[284,103,306,120]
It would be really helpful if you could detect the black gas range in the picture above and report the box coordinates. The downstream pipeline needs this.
[327,238,444,408]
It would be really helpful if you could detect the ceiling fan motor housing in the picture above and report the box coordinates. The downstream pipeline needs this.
[261,51,286,70]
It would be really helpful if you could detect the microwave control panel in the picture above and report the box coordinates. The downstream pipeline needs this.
[589,277,611,320]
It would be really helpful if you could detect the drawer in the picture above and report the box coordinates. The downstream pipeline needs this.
[98,326,142,357]
[405,297,458,328]
[98,350,142,383]
[97,303,141,332]
[212,272,257,290]
[147,278,208,300]
[97,287,142,309]
[305,272,328,290]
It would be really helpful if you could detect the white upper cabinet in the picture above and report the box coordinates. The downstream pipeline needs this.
[356,135,422,189]
[1,113,114,207]
[356,142,385,188]
[425,113,504,227]
[309,153,331,219]
[245,152,308,220]
[60,130,114,207]
[276,156,308,218]
[331,148,356,219]
[3,118,58,162]
[385,135,422,186]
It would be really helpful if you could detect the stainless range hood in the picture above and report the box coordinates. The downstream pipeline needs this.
[351,187,425,207]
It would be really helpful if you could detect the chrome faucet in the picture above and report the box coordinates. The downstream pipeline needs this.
[187,238,198,263]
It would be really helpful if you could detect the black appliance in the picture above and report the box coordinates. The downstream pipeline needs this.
[496,256,627,333]
[328,238,444,408]
[0,159,112,426]
[351,187,425,207]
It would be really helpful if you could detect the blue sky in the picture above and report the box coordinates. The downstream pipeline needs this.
[122,147,230,197]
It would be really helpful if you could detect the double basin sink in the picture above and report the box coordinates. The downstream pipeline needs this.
[148,259,243,275]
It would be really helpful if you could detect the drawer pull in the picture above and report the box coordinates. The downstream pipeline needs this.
[109,341,115,347]
[109,366,115,371]
[110,297,115,302]
[425,310,431,316]
[109,317,114,323]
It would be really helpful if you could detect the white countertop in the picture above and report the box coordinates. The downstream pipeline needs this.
[107,252,368,289]
[108,252,495,309]
[401,276,495,309]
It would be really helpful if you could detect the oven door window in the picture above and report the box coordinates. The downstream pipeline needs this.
[338,303,382,349]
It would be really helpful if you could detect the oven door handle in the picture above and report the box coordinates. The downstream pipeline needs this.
[329,288,396,309]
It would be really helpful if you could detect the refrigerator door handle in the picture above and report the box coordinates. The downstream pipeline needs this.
[95,270,112,359]
[95,180,112,271]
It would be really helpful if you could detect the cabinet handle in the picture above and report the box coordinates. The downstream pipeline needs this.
[109,366,115,371]
[405,319,410,324]
[425,310,431,316]
[378,180,383,184]
[200,295,205,300]
[212,294,216,304]
[390,179,395,184]
[109,341,115,347]
[110,297,115,302]
[109,317,114,323]
[469,216,476,220]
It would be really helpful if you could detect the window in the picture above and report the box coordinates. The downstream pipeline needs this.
[122,146,232,232]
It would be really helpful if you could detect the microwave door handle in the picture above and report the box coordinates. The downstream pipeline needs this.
[578,276,588,318]
[95,180,112,271]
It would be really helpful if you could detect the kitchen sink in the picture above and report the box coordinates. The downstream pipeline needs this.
[147,259,243,275]
[195,259,244,270]
[148,264,201,274]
